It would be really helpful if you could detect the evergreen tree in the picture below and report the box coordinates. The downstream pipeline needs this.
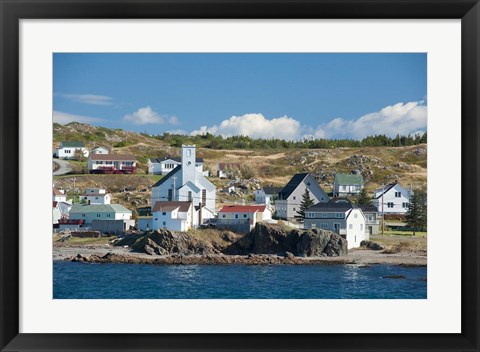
[295,189,315,221]
[356,188,372,206]
[406,189,427,235]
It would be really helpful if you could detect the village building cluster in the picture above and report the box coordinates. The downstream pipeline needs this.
[54,142,415,249]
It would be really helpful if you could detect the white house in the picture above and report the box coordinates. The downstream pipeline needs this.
[151,145,216,223]
[148,156,204,175]
[52,201,72,225]
[372,182,411,214]
[80,188,111,204]
[255,186,282,206]
[151,201,194,231]
[304,198,368,249]
[56,141,89,159]
[92,146,109,155]
[217,205,272,232]
[69,204,132,226]
[333,173,364,197]
[52,188,67,203]
[276,173,329,220]
[88,154,137,174]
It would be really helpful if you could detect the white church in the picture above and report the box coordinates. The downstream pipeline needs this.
[150,145,216,229]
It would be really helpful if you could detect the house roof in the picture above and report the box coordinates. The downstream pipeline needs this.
[60,141,84,148]
[218,205,267,213]
[152,165,181,187]
[262,186,283,195]
[359,204,378,213]
[374,182,398,199]
[93,146,109,151]
[152,201,192,213]
[69,204,132,214]
[90,154,136,161]
[80,193,108,197]
[306,200,355,212]
[52,188,64,196]
[278,173,309,200]
[334,173,364,185]
[149,156,204,163]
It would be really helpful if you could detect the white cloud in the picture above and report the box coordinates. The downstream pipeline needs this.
[314,102,427,139]
[191,113,303,140]
[168,116,180,125]
[123,106,164,125]
[53,111,105,124]
[59,93,113,106]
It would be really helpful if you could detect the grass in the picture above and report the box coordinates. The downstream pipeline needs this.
[370,233,427,254]
[381,230,427,238]
[53,233,117,246]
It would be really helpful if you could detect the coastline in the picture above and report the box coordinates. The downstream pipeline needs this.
[53,245,427,266]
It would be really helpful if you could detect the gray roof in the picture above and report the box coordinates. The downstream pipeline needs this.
[374,182,397,199]
[150,156,204,163]
[152,165,181,187]
[334,173,364,185]
[262,186,283,195]
[60,141,84,148]
[358,204,378,213]
[307,199,356,212]
[278,173,309,200]
[69,204,132,214]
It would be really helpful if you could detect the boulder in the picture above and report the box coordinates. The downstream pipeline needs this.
[224,223,348,257]
[360,240,384,251]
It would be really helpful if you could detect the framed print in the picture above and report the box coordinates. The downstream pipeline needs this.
[1,0,479,351]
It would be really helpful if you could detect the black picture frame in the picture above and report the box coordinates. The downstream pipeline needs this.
[1,1,479,351]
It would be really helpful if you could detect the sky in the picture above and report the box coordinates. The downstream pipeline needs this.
[53,53,427,140]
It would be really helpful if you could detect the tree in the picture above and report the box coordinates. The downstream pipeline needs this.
[356,188,372,206]
[295,189,315,222]
[406,189,427,235]
[73,148,87,162]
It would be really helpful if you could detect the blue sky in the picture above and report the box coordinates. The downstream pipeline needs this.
[53,53,427,140]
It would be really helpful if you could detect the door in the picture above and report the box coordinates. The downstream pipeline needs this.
[369,226,373,235]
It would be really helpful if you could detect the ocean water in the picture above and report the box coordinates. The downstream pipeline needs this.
[53,261,427,299]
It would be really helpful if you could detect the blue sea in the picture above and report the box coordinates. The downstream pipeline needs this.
[53,261,427,299]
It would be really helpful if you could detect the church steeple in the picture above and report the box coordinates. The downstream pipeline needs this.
[181,145,196,184]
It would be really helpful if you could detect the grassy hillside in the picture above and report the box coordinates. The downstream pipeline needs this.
[53,123,427,209]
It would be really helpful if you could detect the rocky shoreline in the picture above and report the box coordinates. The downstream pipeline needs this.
[54,246,426,267]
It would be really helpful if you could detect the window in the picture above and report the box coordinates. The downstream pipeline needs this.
[387,202,394,208]
[235,214,239,219]
[188,191,192,202]
[222,214,226,218]
[107,214,111,218]
[403,202,409,208]
[82,214,85,218]
[320,223,329,229]
[293,207,296,211]
[96,214,100,218]
[395,191,401,197]
[311,223,316,229]
[162,221,166,226]
[354,213,358,219]
[95,196,98,200]
[162,212,166,216]
[293,196,296,200]
[243,214,247,218]
[360,224,363,231]
[202,189,206,205]
[335,213,344,218]
[186,149,191,157]
[321,213,328,218]
[168,189,173,201]
[349,224,353,229]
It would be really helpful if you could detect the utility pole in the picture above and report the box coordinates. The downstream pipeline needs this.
[71,177,76,204]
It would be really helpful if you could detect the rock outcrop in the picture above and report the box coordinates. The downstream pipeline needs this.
[224,223,347,257]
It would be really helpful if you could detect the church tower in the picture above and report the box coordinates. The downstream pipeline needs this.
[181,145,196,184]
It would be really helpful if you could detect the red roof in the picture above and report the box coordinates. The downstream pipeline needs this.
[219,205,267,213]
[90,154,136,161]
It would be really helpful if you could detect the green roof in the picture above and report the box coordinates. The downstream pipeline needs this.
[334,173,364,185]
[61,141,85,148]
[69,204,132,214]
